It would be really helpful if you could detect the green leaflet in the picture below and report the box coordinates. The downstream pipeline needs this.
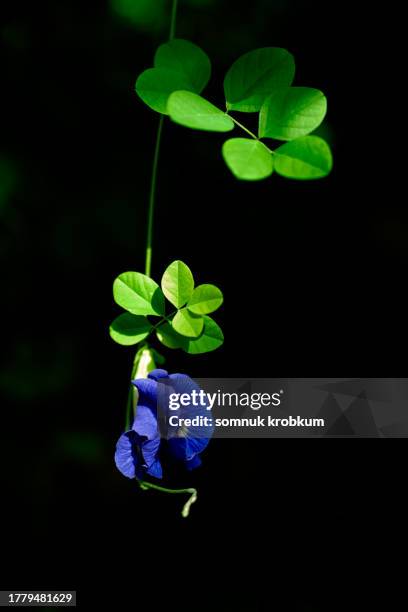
[259,87,327,141]
[154,39,211,94]
[156,322,188,350]
[109,313,152,346]
[172,308,204,337]
[222,138,273,181]
[135,68,191,114]
[161,260,194,308]
[274,135,333,179]
[187,284,224,314]
[113,271,165,316]
[168,91,235,132]
[224,47,295,112]
[183,316,224,354]
[136,38,211,114]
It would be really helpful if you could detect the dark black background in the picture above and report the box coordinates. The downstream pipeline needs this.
[1,1,406,610]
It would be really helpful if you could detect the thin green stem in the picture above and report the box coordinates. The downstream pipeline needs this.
[144,0,179,277]
[124,384,133,431]
[144,117,163,277]
[228,115,258,140]
[169,0,179,40]
[151,309,177,331]
[138,480,198,518]
[124,347,144,429]
[227,114,274,154]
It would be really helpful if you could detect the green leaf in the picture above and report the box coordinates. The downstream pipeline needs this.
[113,271,165,315]
[259,87,327,141]
[135,68,191,114]
[168,91,235,132]
[154,38,211,94]
[109,313,152,346]
[274,136,333,179]
[172,308,204,337]
[224,47,295,113]
[222,138,273,181]
[156,322,188,350]
[161,260,194,308]
[183,316,224,354]
[187,284,224,314]
[136,39,212,114]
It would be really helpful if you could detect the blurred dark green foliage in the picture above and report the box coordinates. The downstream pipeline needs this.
[111,0,216,32]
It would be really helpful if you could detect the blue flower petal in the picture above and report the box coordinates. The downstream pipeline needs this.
[132,405,158,440]
[131,405,163,478]
[114,431,139,479]
[131,377,158,408]
[115,429,163,480]
[169,436,206,471]
[169,434,210,463]
[148,369,169,381]
[185,435,211,457]
[162,374,214,439]
[139,436,161,473]
[186,455,202,471]
[169,373,205,397]
[146,457,163,479]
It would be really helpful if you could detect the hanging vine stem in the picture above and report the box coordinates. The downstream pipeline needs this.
[126,0,180,440]
[144,0,179,277]
[136,0,199,519]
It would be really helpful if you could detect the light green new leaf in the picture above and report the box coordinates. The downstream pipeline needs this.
[168,91,235,132]
[172,308,204,337]
[156,322,188,350]
[222,138,273,180]
[183,316,224,354]
[113,271,165,315]
[154,38,211,95]
[274,136,333,179]
[109,313,152,346]
[259,87,327,141]
[161,260,194,308]
[135,68,191,114]
[187,284,224,314]
[132,345,157,381]
[224,47,295,113]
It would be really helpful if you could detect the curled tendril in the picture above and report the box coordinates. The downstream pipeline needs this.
[138,480,198,518]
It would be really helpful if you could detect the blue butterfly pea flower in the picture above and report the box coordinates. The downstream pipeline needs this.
[115,368,213,480]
